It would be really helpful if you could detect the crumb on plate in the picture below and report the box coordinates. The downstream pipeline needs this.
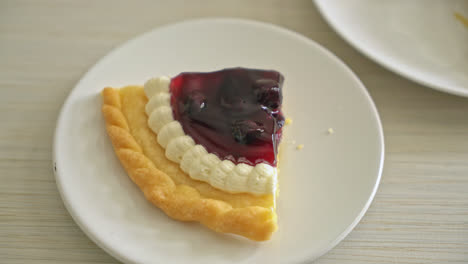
[296,144,304,150]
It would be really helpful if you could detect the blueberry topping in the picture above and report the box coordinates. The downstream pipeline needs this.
[183,92,206,115]
[170,68,284,166]
[253,79,282,110]
[231,120,266,145]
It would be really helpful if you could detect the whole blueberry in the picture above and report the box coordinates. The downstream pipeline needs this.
[231,120,266,145]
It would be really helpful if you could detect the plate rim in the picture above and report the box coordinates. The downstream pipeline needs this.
[314,0,468,98]
[52,17,385,264]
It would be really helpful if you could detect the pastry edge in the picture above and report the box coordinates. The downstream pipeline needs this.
[101,87,277,241]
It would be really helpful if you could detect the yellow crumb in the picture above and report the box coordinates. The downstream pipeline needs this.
[285,118,293,125]
[327,128,334,134]
[455,12,468,28]
[296,144,304,150]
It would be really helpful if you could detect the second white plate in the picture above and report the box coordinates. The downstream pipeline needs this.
[315,0,468,97]
[54,18,384,264]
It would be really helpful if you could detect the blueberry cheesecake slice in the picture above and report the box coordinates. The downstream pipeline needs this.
[102,68,285,241]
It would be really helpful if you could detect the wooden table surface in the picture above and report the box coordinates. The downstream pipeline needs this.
[1,0,467,263]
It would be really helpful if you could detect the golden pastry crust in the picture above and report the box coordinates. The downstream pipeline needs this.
[102,86,277,241]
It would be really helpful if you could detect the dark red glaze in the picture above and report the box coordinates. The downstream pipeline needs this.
[170,68,284,166]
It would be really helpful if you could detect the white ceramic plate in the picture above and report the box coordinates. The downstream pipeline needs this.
[53,18,384,264]
[315,0,468,97]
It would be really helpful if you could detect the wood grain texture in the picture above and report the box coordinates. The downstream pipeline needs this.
[0,0,467,263]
